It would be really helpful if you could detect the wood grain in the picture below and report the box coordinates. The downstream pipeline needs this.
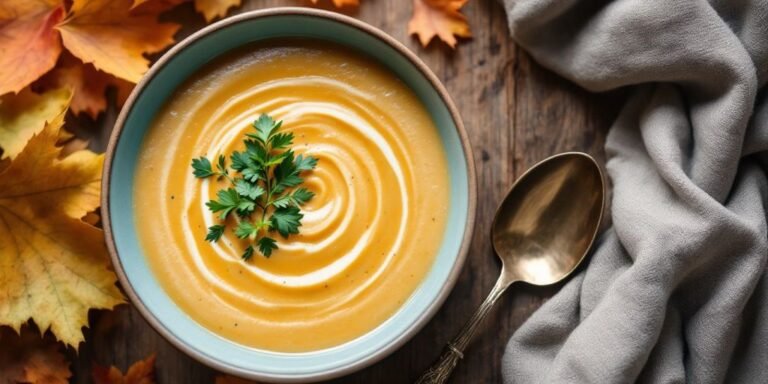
[70,0,624,382]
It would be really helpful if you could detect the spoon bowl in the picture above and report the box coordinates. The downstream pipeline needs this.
[493,153,605,286]
[417,152,605,384]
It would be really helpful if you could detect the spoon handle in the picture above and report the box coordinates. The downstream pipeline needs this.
[415,276,511,384]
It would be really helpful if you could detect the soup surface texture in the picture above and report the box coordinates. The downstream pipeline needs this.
[134,41,450,352]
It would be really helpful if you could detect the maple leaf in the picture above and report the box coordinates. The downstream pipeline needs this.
[38,53,134,119]
[56,0,180,83]
[0,87,70,160]
[92,354,156,384]
[0,0,66,95]
[195,0,242,22]
[309,0,360,8]
[0,326,71,384]
[408,0,471,48]
[0,104,125,348]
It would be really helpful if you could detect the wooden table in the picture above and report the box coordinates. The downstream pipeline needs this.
[72,1,623,382]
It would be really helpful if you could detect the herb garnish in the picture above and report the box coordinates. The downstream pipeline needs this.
[191,114,317,259]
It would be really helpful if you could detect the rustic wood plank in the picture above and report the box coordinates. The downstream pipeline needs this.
[70,0,623,382]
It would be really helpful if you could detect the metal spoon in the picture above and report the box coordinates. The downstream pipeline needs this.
[416,152,606,384]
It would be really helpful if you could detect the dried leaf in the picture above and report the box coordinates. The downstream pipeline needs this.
[0,326,71,384]
[39,54,134,118]
[0,0,66,95]
[309,0,359,8]
[0,87,70,160]
[408,0,471,48]
[93,354,157,384]
[0,104,124,348]
[195,0,242,22]
[215,374,259,384]
[56,0,180,83]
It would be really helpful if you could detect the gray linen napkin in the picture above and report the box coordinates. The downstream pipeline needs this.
[500,1,768,382]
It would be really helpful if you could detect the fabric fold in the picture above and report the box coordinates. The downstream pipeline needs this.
[501,1,768,382]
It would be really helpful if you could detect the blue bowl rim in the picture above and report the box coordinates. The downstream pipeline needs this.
[101,7,477,382]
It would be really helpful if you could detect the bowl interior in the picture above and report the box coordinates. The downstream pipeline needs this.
[108,10,471,381]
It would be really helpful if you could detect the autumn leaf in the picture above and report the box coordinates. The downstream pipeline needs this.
[309,0,360,8]
[0,87,70,159]
[93,354,157,384]
[56,0,180,83]
[0,0,66,95]
[0,104,124,348]
[195,0,242,22]
[0,326,71,384]
[215,374,259,384]
[38,53,134,118]
[408,0,471,48]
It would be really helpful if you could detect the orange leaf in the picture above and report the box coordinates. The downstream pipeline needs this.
[195,0,242,22]
[93,354,157,384]
[39,54,134,118]
[408,0,471,48]
[56,0,180,83]
[309,0,360,8]
[0,326,71,384]
[0,0,66,95]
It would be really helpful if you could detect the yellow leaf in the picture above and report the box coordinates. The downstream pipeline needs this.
[56,0,181,83]
[309,0,360,8]
[195,0,242,22]
[0,106,124,348]
[0,326,71,384]
[0,87,70,160]
[0,0,66,95]
[408,0,471,48]
[92,354,156,384]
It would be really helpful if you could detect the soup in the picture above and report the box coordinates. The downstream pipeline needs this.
[134,40,450,352]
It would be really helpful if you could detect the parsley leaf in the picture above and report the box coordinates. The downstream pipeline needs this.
[235,221,258,239]
[206,188,240,220]
[242,245,255,261]
[291,188,315,206]
[271,206,303,238]
[191,157,214,178]
[295,154,318,172]
[216,154,227,174]
[258,237,278,258]
[230,151,250,171]
[235,179,264,200]
[205,224,225,242]
[269,132,294,149]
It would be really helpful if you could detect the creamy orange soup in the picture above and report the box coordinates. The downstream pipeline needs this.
[134,40,450,352]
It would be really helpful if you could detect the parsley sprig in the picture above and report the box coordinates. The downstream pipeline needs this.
[191,114,317,259]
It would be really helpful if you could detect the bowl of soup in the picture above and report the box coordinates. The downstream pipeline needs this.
[103,7,476,382]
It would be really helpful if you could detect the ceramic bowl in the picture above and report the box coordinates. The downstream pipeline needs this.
[103,7,476,382]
